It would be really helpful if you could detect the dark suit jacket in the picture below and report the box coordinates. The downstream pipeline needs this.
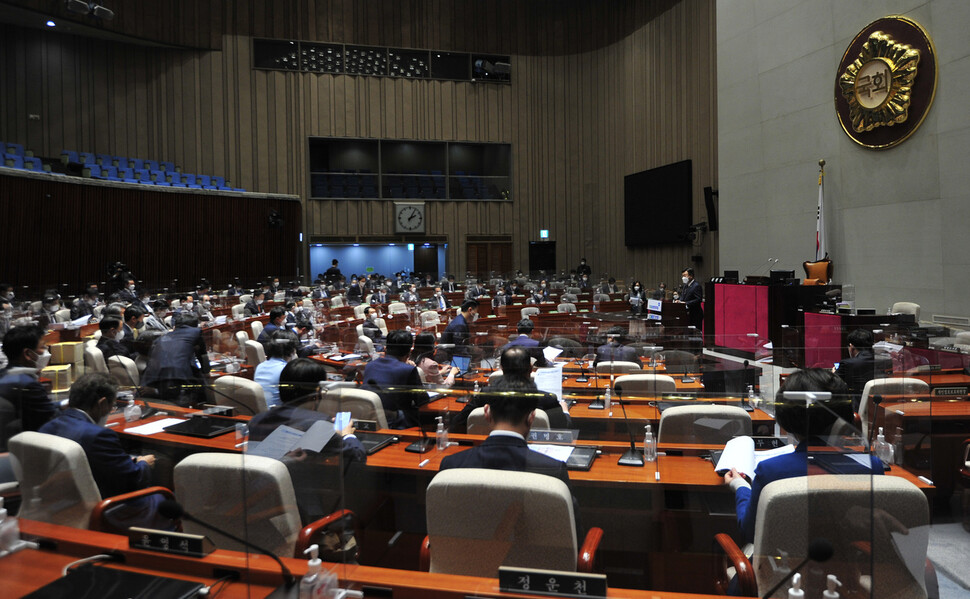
[141,325,211,389]
[440,314,470,350]
[97,336,132,361]
[426,295,451,311]
[439,433,579,530]
[680,279,704,328]
[248,404,366,463]
[733,442,882,544]
[595,342,639,365]
[362,357,428,428]
[70,299,96,321]
[600,283,618,294]
[370,292,389,305]
[243,300,262,317]
[441,281,457,292]
[257,322,282,345]
[835,350,879,412]
[311,288,329,299]
[361,319,384,344]
[0,367,57,450]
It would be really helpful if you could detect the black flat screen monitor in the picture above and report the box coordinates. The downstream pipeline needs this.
[624,160,693,246]
[769,269,795,285]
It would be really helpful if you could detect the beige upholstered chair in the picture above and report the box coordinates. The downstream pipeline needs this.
[244,339,266,365]
[715,475,931,599]
[9,431,172,532]
[422,469,603,575]
[239,294,253,305]
[314,387,389,429]
[213,375,268,415]
[520,306,540,320]
[859,377,929,441]
[420,310,441,328]
[660,349,698,374]
[614,373,678,395]
[251,320,264,340]
[388,302,408,315]
[891,302,921,322]
[54,308,72,323]
[355,335,375,356]
[329,295,345,308]
[657,404,751,444]
[353,304,368,319]
[557,302,577,313]
[595,360,641,374]
[83,345,108,374]
[174,452,353,558]
[465,406,550,436]
[231,304,247,318]
[106,355,139,387]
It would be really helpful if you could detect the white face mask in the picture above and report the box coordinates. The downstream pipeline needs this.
[32,349,51,371]
[540,283,546,288]
[682,276,690,285]
[673,293,680,301]
[5,292,13,300]
[256,299,264,305]
[185,302,194,310]
[128,284,135,291]
[115,329,125,341]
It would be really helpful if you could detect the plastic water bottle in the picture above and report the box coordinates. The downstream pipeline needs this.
[124,399,142,422]
[746,384,760,409]
[893,427,904,466]
[604,387,612,412]
[473,380,480,394]
[642,424,657,462]
[873,427,894,465]
[435,416,448,451]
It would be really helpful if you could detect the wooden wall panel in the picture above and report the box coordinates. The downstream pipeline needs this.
[0,0,716,288]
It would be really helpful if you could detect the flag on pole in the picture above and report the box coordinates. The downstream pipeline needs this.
[816,161,826,261]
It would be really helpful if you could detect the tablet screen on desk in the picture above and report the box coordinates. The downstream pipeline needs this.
[24,564,203,599]
[163,415,238,438]
[450,355,471,376]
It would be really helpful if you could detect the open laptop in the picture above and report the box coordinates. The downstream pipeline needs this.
[450,354,472,377]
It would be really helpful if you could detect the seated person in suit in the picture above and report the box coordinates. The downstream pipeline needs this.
[370,286,390,305]
[0,324,57,450]
[440,375,578,529]
[399,284,419,304]
[311,279,329,299]
[35,292,63,330]
[346,277,366,306]
[426,286,451,311]
[594,326,639,366]
[257,307,287,346]
[452,347,569,432]
[578,274,593,291]
[362,329,428,428]
[412,332,459,387]
[723,368,883,545]
[834,328,879,412]
[284,301,300,326]
[243,290,266,318]
[464,282,484,299]
[650,282,667,301]
[600,277,619,294]
[122,306,144,352]
[442,275,458,293]
[492,287,509,308]
[254,329,299,409]
[96,316,133,361]
[361,306,385,349]
[529,280,551,304]
[285,280,304,299]
[39,372,171,530]
[70,285,101,321]
[141,312,211,406]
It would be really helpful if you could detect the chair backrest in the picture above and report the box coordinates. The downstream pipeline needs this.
[425,468,578,576]
[317,387,388,429]
[302,298,314,311]
[231,304,247,318]
[106,355,139,387]
[355,323,365,338]
[353,304,368,319]
[891,302,921,321]
[802,258,832,284]
[83,345,108,374]
[9,431,101,529]
[660,350,698,374]
[751,475,928,599]
[561,293,578,303]
[657,404,752,444]
[233,330,249,355]
[592,293,610,302]
[520,307,540,320]
[614,373,677,395]
[595,360,641,374]
[465,406,550,435]
[54,308,72,323]
[213,375,268,414]
[859,377,929,440]
[546,337,584,358]
[355,335,375,356]
[251,320,264,340]
[375,317,389,337]
[420,310,441,328]
[330,295,345,308]
[174,452,302,557]
[239,294,253,304]
[244,339,266,365]
[388,302,408,314]
[557,302,577,313]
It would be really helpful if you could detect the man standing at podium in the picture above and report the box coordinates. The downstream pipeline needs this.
[679,267,704,330]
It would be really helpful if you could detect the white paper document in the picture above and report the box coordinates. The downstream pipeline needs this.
[534,363,564,402]
[124,418,186,436]
[714,436,794,479]
[542,345,563,362]
[529,443,575,463]
[330,353,362,362]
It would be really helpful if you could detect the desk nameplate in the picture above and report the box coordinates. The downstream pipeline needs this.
[498,566,607,598]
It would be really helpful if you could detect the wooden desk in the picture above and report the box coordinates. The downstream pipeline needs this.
[9,520,732,599]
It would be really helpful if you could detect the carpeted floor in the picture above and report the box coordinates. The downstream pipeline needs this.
[928,522,970,595]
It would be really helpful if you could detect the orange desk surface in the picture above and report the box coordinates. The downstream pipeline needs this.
[12,520,734,599]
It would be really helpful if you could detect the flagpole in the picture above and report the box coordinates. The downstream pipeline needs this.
[816,159,826,261]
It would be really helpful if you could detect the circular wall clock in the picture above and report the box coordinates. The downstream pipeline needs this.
[394,202,426,233]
